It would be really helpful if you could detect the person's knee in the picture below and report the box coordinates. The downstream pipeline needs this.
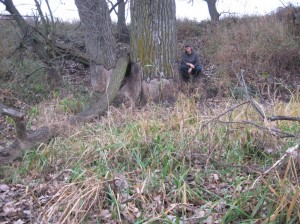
[196,65,202,72]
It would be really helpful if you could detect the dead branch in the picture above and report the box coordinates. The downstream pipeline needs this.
[268,116,300,122]
[0,103,58,164]
[200,100,250,130]
[0,103,24,119]
[218,120,300,138]
[251,143,299,188]
[240,69,266,120]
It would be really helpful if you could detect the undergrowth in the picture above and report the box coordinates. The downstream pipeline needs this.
[0,6,300,224]
[1,93,299,223]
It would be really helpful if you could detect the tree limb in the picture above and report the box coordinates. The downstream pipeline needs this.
[108,0,124,14]
[0,103,25,119]
[218,120,300,138]
[251,142,299,188]
[268,116,300,122]
[240,69,266,120]
[200,100,250,130]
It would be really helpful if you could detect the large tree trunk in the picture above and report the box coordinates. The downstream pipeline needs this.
[129,0,178,105]
[73,0,129,122]
[75,0,117,92]
[204,0,220,23]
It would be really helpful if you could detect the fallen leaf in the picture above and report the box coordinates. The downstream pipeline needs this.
[0,184,10,192]
[3,202,15,214]
[13,219,25,224]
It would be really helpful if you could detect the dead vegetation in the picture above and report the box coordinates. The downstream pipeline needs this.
[1,5,300,223]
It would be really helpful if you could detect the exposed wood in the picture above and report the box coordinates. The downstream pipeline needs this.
[75,0,117,91]
[0,103,56,164]
[0,103,24,119]
[70,54,130,123]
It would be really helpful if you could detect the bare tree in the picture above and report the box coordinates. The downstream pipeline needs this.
[116,0,129,42]
[204,0,220,22]
[0,0,89,66]
[187,0,220,22]
[107,0,130,42]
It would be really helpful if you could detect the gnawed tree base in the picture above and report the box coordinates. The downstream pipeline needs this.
[114,62,142,107]
[141,78,178,106]
[70,55,130,123]
[0,55,129,164]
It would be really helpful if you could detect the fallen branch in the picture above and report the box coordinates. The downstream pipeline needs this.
[0,103,59,165]
[219,120,300,138]
[240,70,266,120]
[200,100,250,130]
[0,103,24,119]
[268,116,300,122]
[251,143,299,189]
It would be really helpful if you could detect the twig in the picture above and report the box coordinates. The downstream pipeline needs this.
[251,143,299,189]
[27,187,49,223]
[240,69,266,120]
[200,100,250,130]
[217,120,299,138]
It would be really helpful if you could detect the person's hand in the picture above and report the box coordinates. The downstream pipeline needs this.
[188,67,192,74]
[186,63,195,69]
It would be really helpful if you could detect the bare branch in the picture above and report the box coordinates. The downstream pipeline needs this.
[268,116,300,122]
[240,69,266,120]
[218,120,300,138]
[251,143,299,188]
[200,100,250,129]
[108,0,124,14]
[0,103,25,119]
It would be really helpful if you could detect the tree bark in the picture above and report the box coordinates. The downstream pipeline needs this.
[70,54,130,123]
[204,0,220,23]
[75,0,117,92]
[130,0,178,104]
[117,0,129,43]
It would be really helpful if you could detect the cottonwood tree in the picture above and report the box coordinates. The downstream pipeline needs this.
[74,0,129,120]
[74,0,178,118]
[127,0,178,105]
[108,0,130,42]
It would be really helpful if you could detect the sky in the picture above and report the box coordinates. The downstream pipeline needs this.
[0,0,300,22]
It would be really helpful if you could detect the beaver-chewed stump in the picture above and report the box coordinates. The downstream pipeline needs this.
[0,104,58,165]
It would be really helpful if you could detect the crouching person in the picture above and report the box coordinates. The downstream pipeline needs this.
[180,44,202,82]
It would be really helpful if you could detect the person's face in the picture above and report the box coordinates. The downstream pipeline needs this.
[185,46,192,54]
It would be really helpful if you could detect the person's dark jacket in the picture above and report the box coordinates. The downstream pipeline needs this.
[180,51,200,67]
